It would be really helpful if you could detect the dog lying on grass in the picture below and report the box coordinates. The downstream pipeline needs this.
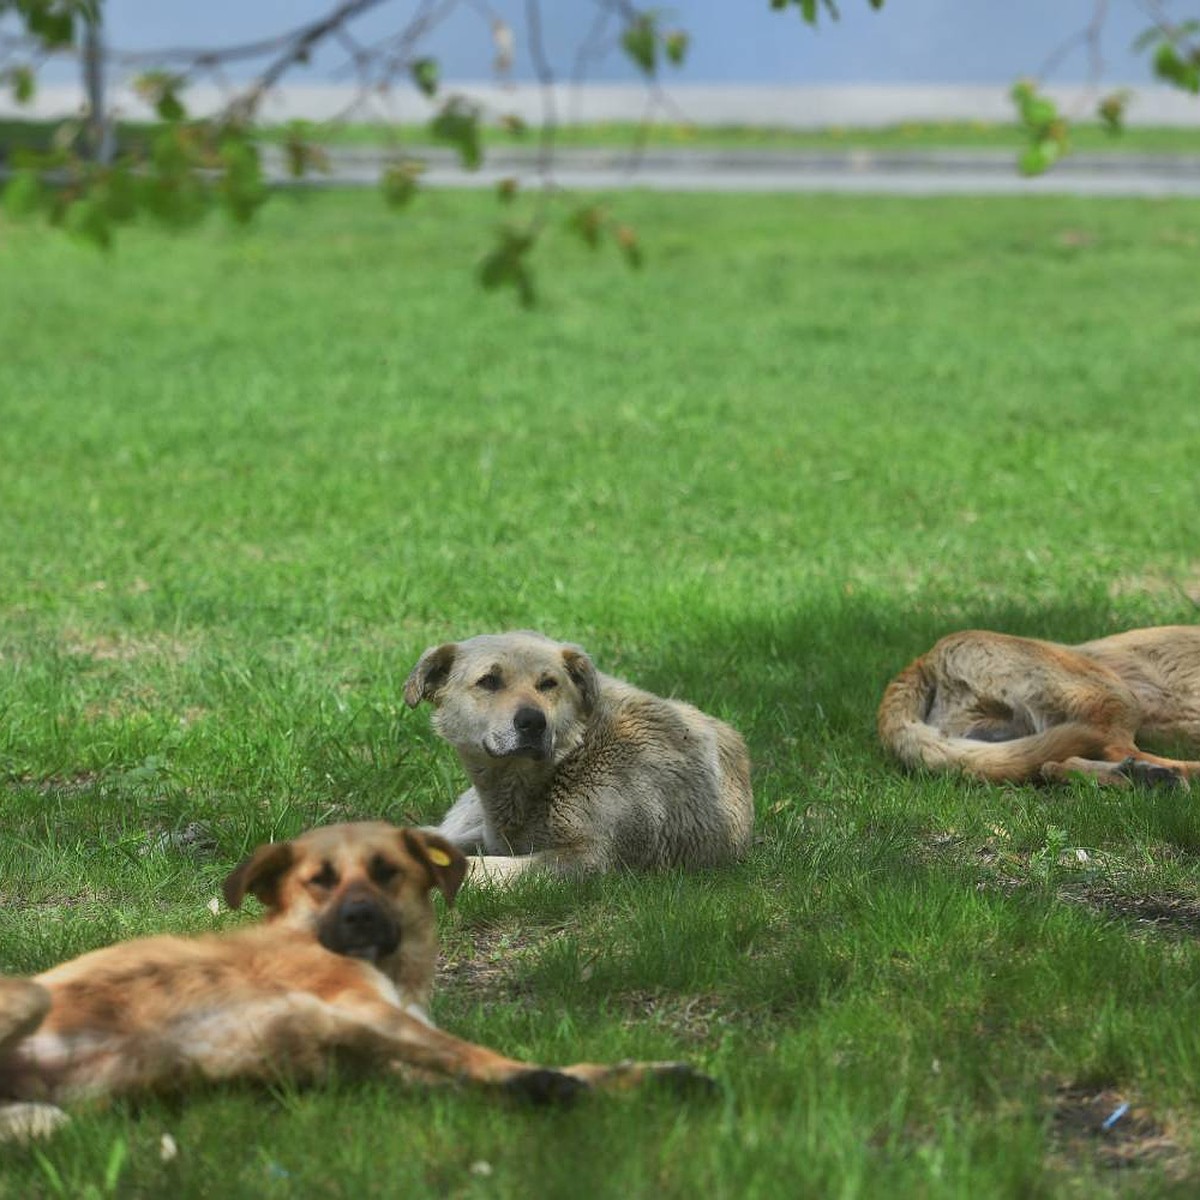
[404,631,754,879]
[878,625,1200,787]
[0,821,711,1141]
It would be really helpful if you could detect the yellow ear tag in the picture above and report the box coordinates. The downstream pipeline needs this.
[427,848,452,867]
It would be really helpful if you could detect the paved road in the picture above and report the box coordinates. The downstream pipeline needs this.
[267,146,1200,197]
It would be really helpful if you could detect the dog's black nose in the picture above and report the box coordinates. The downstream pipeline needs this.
[513,706,547,736]
[339,898,386,935]
[318,890,400,961]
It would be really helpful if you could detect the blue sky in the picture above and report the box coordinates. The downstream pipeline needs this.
[56,1,1163,85]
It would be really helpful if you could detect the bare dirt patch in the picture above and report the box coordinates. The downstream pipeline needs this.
[1065,886,1200,939]
[1049,1085,1189,1177]
[437,921,563,1002]
[617,990,733,1045]
[19,771,102,797]
[61,631,194,665]
[1107,570,1200,608]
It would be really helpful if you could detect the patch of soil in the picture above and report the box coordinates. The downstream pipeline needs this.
[18,772,102,796]
[1066,886,1200,939]
[61,631,192,664]
[436,922,559,1002]
[1049,1085,1188,1176]
[617,989,732,1045]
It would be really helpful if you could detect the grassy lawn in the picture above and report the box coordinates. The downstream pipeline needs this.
[311,119,1200,155]
[1,185,1200,1196]
[4,116,1200,158]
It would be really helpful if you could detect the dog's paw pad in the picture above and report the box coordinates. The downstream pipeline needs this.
[505,1068,587,1107]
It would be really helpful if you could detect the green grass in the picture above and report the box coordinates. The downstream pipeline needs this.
[4,116,1200,158]
[2,186,1200,1197]
[310,119,1200,155]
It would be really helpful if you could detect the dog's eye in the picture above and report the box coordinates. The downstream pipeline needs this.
[309,863,338,890]
[369,855,401,886]
[536,677,559,693]
[476,673,503,692]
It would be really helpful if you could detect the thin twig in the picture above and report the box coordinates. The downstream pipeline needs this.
[525,0,557,196]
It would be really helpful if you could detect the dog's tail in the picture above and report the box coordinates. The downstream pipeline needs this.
[877,657,1110,782]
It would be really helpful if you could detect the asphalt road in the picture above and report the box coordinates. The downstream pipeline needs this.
[267,146,1200,198]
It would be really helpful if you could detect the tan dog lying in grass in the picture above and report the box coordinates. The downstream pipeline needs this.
[878,625,1200,787]
[0,821,710,1141]
[405,630,754,880]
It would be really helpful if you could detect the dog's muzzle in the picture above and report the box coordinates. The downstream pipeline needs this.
[318,893,400,964]
[483,705,551,760]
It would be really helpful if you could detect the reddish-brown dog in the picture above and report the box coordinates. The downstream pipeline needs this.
[0,822,707,1139]
[878,625,1200,786]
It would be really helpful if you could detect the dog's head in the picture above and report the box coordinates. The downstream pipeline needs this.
[222,822,466,971]
[403,631,599,766]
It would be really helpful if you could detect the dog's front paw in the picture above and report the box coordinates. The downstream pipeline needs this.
[503,1067,589,1106]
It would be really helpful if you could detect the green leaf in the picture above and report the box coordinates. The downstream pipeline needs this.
[142,129,209,228]
[284,132,329,178]
[1131,24,1163,53]
[664,30,689,67]
[569,204,605,249]
[64,196,112,250]
[1097,91,1129,136]
[218,136,267,224]
[478,226,537,307]
[6,64,36,105]
[621,16,657,76]
[93,163,139,222]
[24,5,75,48]
[430,97,482,170]
[1024,97,1057,127]
[411,57,439,98]
[615,224,644,270]
[134,72,188,123]
[1010,79,1069,175]
[1017,146,1046,176]
[381,161,422,208]
[156,90,186,122]
[1153,41,1200,93]
[800,0,818,24]
[2,167,42,219]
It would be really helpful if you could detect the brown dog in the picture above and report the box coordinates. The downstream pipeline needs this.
[878,625,1200,786]
[0,822,709,1140]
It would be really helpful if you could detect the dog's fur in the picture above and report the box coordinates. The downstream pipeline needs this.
[0,821,708,1140]
[878,625,1200,786]
[404,631,754,878]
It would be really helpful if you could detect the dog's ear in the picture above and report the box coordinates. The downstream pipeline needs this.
[561,644,599,713]
[400,828,468,906]
[404,642,458,708]
[222,841,295,912]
